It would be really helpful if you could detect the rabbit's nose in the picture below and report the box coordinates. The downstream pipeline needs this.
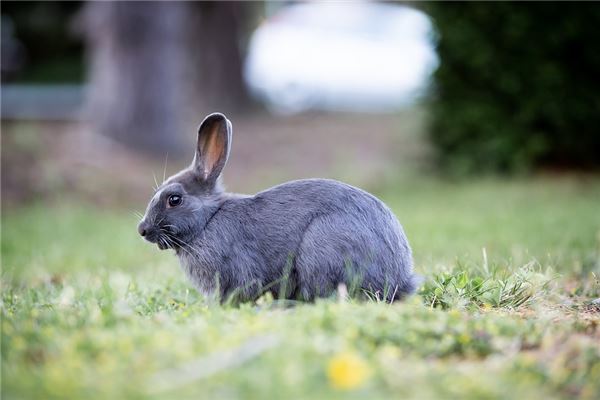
[138,221,148,237]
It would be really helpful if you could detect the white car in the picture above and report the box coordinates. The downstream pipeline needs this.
[244,2,438,114]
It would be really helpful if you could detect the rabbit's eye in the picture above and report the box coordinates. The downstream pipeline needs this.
[167,194,182,208]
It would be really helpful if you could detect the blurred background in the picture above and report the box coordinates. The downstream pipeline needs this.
[2,3,600,399]
[2,1,599,208]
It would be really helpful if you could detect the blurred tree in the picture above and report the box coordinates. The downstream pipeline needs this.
[81,1,251,154]
[187,2,250,113]
[426,3,600,174]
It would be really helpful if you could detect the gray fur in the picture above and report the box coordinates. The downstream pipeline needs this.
[138,112,418,303]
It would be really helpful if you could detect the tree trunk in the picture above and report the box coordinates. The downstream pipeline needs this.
[81,1,250,155]
[185,2,250,113]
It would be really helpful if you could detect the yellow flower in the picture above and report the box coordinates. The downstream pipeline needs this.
[327,351,371,390]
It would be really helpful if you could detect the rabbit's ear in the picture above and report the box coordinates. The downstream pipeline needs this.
[192,113,232,184]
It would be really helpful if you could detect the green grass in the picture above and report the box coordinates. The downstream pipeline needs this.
[2,176,600,399]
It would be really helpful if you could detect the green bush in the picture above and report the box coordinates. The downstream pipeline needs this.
[426,3,600,174]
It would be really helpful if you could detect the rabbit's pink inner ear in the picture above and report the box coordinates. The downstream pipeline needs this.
[198,124,225,180]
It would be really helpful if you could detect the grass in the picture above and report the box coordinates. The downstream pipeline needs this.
[2,176,600,399]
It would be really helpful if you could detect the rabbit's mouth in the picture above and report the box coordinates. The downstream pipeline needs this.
[146,235,173,250]
[155,235,173,250]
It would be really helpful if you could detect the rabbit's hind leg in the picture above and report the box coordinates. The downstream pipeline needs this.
[294,213,365,301]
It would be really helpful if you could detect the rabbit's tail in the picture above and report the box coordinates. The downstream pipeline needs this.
[408,273,424,293]
[393,273,423,301]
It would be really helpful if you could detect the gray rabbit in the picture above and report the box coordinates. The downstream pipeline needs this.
[138,113,418,303]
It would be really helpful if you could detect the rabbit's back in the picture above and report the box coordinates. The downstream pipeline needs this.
[187,179,416,301]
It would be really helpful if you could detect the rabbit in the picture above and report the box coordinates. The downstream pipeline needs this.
[138,113,418,303]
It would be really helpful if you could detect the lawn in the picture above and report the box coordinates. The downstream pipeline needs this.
[2,176,600,399]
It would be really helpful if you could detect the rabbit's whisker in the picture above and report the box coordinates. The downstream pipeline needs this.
[157,235,167,249]
[160,235,178,253]
[165,236,196,259]
[152,173,160,191]
[162,153,169,185]
[164,234,191,251]
[164,234,202,259]
[162,235,175,251]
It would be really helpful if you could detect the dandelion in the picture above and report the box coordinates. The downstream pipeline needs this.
[327,351,371,390]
